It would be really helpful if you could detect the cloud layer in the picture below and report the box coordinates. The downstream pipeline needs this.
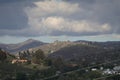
[0,0,120,37]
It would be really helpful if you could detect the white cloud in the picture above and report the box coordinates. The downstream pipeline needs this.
[27,16,111,36]
[25,0,80,18]
[24,0,112,36]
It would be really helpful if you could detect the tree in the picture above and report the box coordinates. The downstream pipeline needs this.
[31,49,45,64]
[18,51,24,59]
[26,50,30,56]
[0,48,7,62]
[44,58,52,66]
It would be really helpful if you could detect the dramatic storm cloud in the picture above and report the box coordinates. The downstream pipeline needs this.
[0,0,120,37]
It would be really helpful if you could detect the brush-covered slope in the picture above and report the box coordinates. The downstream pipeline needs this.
[49,43,120,63]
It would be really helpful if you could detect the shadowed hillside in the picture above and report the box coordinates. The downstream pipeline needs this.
[49,43,120,64]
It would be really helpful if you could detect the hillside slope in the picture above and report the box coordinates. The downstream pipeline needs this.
[49,44,120,64]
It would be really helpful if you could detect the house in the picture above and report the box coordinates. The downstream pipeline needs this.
[102,69,116,75]
[113,66,120,71]
[91,68,97,71]
[12,59,28,64]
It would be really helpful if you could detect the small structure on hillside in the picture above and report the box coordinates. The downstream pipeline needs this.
[91,68,97,71]
[12,59,28,64]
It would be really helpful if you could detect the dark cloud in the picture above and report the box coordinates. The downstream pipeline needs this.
[0,0,37,30]
[0,0,41,4]
[0,0,24,4]
[0,0,120,36]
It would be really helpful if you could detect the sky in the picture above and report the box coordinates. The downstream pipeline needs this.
[0,0,120,44]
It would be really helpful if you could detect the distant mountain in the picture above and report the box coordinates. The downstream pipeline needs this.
[0,39,46,54]
[23,40,120,55]
[49,44,102,60]
[74,40,120,49]
[1,39,120,56]
[49,43,120,63]
[28,40,74,55]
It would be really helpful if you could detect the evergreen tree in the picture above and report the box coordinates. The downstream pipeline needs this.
[31,49,45,64]
[0,48,7,62]
[26,50,30,56]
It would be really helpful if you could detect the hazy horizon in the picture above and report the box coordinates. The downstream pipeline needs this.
[1,36,120,44]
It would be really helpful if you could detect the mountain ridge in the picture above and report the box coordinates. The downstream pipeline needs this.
[0,39,46,54]
[0,39,120,55]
